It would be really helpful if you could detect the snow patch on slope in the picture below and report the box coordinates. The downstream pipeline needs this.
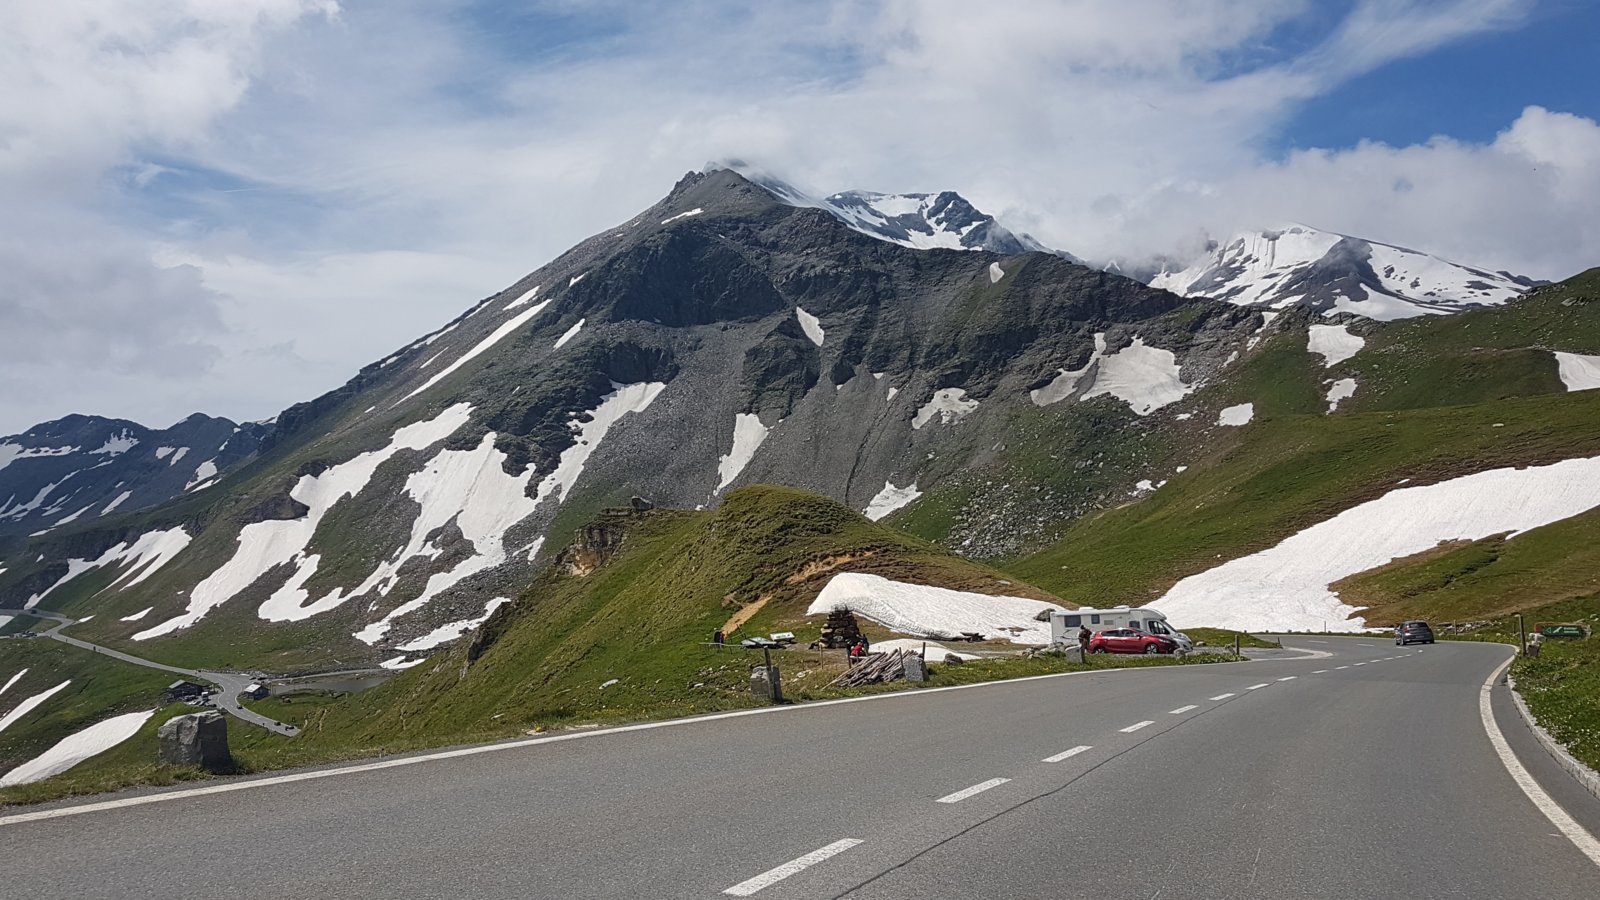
[396,598,511,652]
[1031,334,1108,407]
[0,680,71,734]
[1554,352,1600,392]
[988,262,1005,283]
[912,389,979,429]
[1326,378,1357,412]
[1079,337,1192,415]
[90,431,139,456]
[1308,325,1364,368]
[1218,403,1254,426]
[1151,456,1600,632]
[554,319,585,349]
[795,307,825,346]
[403,301,554,402]
[864,481,921,521]
[24,527,192,609]
[100,490,133,516]
[135,406,473,640]
[504,285,541,311]
[355,382,665,645]
[808,573,1064,645]
[661,208,703,224]
[1,710,154,786]
[715,413,770,493]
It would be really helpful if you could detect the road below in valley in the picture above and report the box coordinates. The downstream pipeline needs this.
[0,608,297,736]
[3,636,1598,898]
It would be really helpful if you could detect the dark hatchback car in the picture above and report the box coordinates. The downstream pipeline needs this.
[1395,621,1435,645]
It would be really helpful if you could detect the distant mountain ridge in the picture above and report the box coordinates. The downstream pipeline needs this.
[0,414,266,539]
[1150,226,1537,321]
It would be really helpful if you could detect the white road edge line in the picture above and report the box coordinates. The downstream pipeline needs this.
[1246,683,1270,690]
[1043,746,1093,763]
[1169,705,1198,715]
[724,838,864,895]
[936,778,1011,804]
[1120,720,1156,732]
[1209,693,1236,701]
[1478,654,1600,868]
[0,656,1248,828]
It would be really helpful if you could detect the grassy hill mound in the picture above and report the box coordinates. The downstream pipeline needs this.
[238,486,1061,764]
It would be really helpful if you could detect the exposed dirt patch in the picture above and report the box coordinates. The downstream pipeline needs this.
[720,594,771,637]
[785,551,881,585]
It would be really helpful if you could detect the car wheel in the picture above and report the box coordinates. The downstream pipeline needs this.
[1091,647,1106,654]
[1144,644,1160,655]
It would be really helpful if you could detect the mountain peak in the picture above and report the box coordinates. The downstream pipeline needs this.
[1151,225,1533,320]
[700,161,1077,260]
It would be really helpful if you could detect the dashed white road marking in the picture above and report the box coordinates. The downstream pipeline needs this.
[1043,745,1093,763]
[1354,663,1367,667]
[1277,676,1297,682]
[724,839,864,895]
[936,778,1011,804]
[1336,666,1350,670]
[1358,643,1376,646]
[1246,683,1270,690]
[1313,670,1329,674]
[1478,655,1600,868]
[1169,705,1198,715]
[1210,693,1236,701]
[1307,640,1329,644]
[1120,720,1156,733]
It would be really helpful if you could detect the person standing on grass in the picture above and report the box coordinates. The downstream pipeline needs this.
[1078,624,1092,657]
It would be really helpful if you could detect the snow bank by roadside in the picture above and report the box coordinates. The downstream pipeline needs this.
[0,710,155,786]
[1151,456,1600,632]
[808,573,1064,644]
[865,639,983,662]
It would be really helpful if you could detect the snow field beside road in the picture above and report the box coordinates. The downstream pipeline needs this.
[808,573,1064,644]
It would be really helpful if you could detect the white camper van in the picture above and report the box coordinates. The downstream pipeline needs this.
[1049,607,1193,650]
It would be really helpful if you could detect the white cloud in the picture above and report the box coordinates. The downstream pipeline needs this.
[0,0,1590,434]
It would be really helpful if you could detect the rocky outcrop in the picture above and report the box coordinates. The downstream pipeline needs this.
[157,710,233,772]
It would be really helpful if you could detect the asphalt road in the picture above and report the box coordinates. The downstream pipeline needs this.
[3,637,1599,899]
[0,608,298,736]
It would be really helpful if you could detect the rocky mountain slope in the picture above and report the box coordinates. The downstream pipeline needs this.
[0,415,266,541]
[1151,226,1537,321]
[0,167,1251,670]
[2,169,1595,678]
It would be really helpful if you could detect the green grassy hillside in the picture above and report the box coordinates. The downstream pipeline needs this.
[235,486,1066,766]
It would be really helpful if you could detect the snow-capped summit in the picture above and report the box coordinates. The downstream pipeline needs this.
[1151,226,1536,321]
[708,161,1077,260]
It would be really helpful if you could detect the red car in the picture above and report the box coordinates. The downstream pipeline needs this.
[1089,628,1178,655]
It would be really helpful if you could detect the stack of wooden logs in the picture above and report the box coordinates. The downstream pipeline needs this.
[815,607,864,649]
[828,649,908,688]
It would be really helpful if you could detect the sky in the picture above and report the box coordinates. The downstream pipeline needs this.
[2,0,1598,434]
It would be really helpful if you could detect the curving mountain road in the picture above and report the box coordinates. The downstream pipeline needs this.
[2,637,1598,898]
[0,608,297,736]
